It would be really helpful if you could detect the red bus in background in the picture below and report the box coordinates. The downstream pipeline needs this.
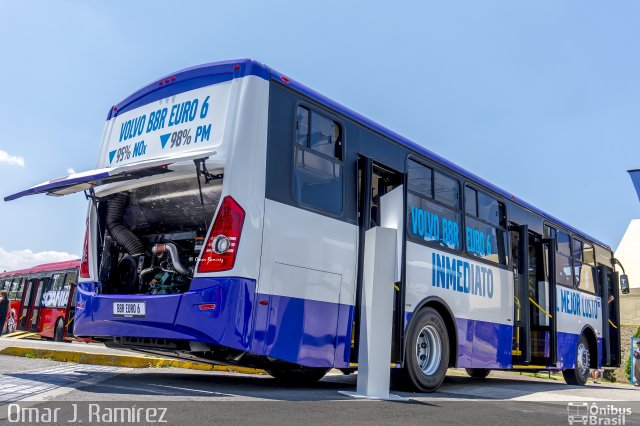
[0,260,80,341]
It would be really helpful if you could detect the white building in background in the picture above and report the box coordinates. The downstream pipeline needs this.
[616,219,640,325]
[615,219,640,289]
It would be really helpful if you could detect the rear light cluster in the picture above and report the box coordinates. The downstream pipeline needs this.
[197,196,245,273]
[80,221,90,278]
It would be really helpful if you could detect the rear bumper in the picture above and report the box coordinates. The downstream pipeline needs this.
[74,277,256,353]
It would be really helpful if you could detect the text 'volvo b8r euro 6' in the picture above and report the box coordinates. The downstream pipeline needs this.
[5,59,630,391]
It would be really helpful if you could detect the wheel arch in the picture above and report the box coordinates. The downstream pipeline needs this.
[580,325,598,369]
[410,296,458,368]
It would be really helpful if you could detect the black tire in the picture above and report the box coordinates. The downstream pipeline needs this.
[465,368,491,379]
[393,307,450,392]
[562,334,591,386]
[266,366,329,385]
[53,319,65,342]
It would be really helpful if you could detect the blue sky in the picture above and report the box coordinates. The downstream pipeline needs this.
[0,1,639,270]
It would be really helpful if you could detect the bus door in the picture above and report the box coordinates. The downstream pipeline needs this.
[26,277,46,332]
[18,279,37,330]
[510,226,557,366]
[598,266,621,367]
[352,157,404,364]
[65,283,77,337]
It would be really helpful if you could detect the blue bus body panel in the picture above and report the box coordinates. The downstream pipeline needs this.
[75,278,256,351]
[74,278,354,368]
[254,293,353,368]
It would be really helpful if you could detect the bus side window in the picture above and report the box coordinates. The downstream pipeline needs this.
[293,105,344,215]
[407,160,463,251]
[463,186,509,265]
[39,277,53,307]
[6,279,18,300]
[553,230,574,288]
[59,272,76,308]
[15,278,25,301]
[52,273,65,291]
[573,239,596,294]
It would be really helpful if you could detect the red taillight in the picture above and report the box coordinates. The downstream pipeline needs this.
[80,222,90,278]
[198,196,245,273]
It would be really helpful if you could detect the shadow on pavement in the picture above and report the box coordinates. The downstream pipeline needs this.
[6,368,634,402]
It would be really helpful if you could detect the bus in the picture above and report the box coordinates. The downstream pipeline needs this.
[0,260,79,341]
[4,59,628,391]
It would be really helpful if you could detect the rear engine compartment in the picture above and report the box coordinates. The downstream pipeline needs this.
[96,177,220,295]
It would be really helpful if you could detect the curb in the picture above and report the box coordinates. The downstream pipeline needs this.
[0,346,264,375]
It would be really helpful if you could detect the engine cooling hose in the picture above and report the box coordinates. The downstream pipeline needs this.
[105,193,146,257]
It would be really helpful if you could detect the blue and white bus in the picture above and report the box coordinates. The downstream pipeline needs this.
[5,59,628,391]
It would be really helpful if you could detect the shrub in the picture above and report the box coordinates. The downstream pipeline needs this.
[625,326,640,382]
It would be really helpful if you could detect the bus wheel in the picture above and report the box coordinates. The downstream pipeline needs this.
[53,319,65,342]
[465,368,491,379]
[266,366,329,385]
[562,334,590,386]
[396,307,450,392]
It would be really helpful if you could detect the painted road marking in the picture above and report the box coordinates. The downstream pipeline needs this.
[0,364,120,404]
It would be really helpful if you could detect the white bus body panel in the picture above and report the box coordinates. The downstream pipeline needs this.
[405,242,514,369]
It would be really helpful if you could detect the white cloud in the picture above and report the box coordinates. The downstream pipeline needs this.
[0,246,78,273]
[67,167,76,174]
[0,149,25,167]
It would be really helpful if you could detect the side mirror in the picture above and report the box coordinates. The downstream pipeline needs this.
[620,274,630,294]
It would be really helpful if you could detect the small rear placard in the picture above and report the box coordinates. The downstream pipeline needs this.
[113,301,146,318]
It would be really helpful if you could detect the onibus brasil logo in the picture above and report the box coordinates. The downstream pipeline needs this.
[567,402,632,425]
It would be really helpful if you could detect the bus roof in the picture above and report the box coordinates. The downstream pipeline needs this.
[0,259,80,278]
[64,59,612,250]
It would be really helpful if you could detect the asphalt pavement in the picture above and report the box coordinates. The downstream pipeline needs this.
[0,353,639,425]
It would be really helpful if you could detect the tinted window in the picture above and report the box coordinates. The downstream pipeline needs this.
[293,106,344,215]
[52,273,65,291]
[465,187,477,216]
[407,159,432,198]
[64,272,77,290]
[556,231,571,257]
[295,106,309,146]
[583,242,595,266]
[15,278,24,300]
[574,260,596,293]
[294,147,343,214]
[408,193,461,250]
[465,216,509,265]
[464,187,507,265]
[555,252,573,287]
[434,171,459,208]
[545,225,556,239]
[310,111,342,160]
[477,191,501,226]
[572,239,583,262]
[8,280,18,299]
[296,106,342,160]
